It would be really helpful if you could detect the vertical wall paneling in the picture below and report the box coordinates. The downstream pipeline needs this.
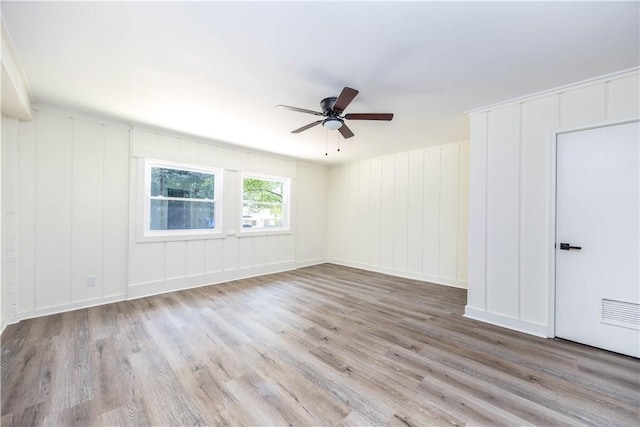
[165,241,187,280]
[294,162,327,266]
[339,165,351,262]
[1,117,3,329]
[357,161,371,266]
[238,237,254,269]
[222,169,239,235]
[265,235,279,265]
[102,125,130,298]
[71,119,104,302]
[521,95,559,324]
[422,148,441,278]
[407,151,424,274]
[35,110,73,309]
[128,243,165,286]
[467,113,488,310]
[368,158,382,266]
[8,106,132,318]
[336,165,348,262]
[393,153,409,272]
[457,142,470,282]
[7,107,327,320]
[380,157,395,269]
[326,166,340,260]
[16,115,37,313]
[127,127,323,297]
[466,69,639,337]
[518,105,525,320]
[252,236,267,267]
[486,104,520,318]
[157,133,180,158]
[561,84,607,129]
[2,116,19,326]
[346,163,360,262]
[281,234,295,263]
[131,129,157,158]
[205,239,223,274]
[222,237,239,272]
[607,74,640,121]
[327,141,469,288]
[127,127,324,298]
[186,240,206,277]
[438,145,459,281]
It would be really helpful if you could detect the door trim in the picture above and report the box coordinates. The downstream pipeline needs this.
[548,118,640,338]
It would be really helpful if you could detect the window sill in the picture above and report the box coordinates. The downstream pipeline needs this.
[136,230,227,243]
[237,228,292,238]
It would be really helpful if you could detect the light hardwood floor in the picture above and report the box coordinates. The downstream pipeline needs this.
[2,264,639,426]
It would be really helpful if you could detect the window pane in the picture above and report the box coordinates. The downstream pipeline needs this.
[150,200,215,230]
[151,167,215,199]
[242,202,284,228]
[242,178,283,203]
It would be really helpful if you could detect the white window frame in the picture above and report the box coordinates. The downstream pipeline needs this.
[240,173,291,235]
[142,159,223,240]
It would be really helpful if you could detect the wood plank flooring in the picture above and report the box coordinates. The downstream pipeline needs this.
[2,264,639,426]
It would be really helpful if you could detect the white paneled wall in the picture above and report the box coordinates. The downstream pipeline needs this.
[466,69,640,336]
[6,107,131,321]
[328,141,470,288]
[1,106,328,326]
[1,117,17,329]
[295,162,328,266]
[127,127,324,298]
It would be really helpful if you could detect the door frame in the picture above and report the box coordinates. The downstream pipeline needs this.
[548,118,639,338]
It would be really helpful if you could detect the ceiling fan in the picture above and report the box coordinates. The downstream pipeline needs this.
[276,86,393,139]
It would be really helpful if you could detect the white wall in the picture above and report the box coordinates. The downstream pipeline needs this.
[127,127,327,298]
[5,107,131,321]
[1,105,328,325]
[295,161,329,266]
[2,116,19,328]
[327,141,470,288]
[466,69,639,336]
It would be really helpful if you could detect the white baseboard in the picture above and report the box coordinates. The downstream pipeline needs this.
[295,258,327,269]
[327,258,468,289]
[15,294,127,323]
[128,261,297,300]
[464,305,550,338]
[4,259,469,332]
[8,263,299,327]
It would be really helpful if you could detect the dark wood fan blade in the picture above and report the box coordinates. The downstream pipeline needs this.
[332,87,359,112]
[344,113,394,121]
[276,105,323,116]
[338,123,354,139]
[292,120,323,133]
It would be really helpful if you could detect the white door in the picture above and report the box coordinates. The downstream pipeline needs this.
[555,121,639,358]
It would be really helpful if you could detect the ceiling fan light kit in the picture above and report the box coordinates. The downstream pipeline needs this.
[276,86,394,142]
[323,118,343,130]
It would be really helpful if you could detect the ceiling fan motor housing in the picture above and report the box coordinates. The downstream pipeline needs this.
[320,97,338,114]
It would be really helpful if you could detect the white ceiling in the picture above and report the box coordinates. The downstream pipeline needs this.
[2,1,638,164]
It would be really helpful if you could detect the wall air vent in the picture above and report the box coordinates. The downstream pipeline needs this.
[601,298,640,330]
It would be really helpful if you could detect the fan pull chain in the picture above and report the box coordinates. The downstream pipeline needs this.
[325,129,328,156]
[337,134,341,152]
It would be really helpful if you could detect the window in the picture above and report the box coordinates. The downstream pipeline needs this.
[241,174,290,231]
[144,160,221,237]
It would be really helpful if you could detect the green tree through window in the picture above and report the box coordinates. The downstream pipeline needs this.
[242,176,288,229]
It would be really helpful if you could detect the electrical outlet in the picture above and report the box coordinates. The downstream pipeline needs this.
[87,275,97,286]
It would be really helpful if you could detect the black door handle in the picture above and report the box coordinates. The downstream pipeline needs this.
[560,243,582,250]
